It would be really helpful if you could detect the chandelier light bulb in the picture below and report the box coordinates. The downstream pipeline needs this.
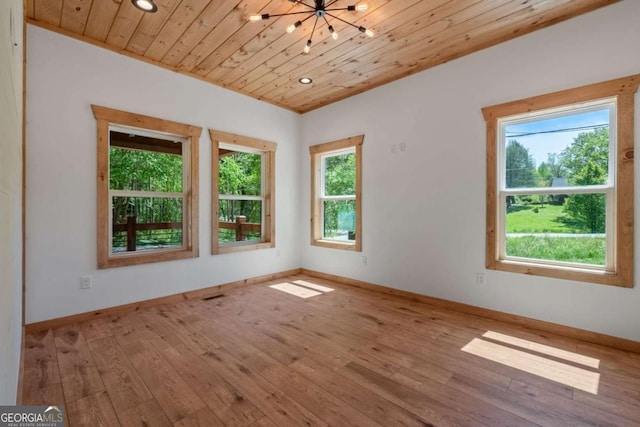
[328,25,339,40]
[356,4,368,11]
[287,20,302,34]
[249,15,263,22]
[359,26,374,37]
[303,40,312,54]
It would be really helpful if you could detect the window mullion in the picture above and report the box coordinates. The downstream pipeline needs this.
[110,190,185,198]
[605,187,616,270]
[321,195,356,201]
[218,194,263,201]
[502,185,611,196]
[497,191,506,261]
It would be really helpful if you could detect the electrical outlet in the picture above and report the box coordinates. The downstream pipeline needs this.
[476,272,485,285]
[391,144,397,154]
[399,142,406,152]
[80,276,92,289]
[362,255,368,266]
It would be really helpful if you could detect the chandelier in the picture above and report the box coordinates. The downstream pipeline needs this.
[249,0,373,55]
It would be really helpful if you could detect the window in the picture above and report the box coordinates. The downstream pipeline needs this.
[92,105,201,268]
[209,130,276,254]
[310,135,363,251]
[483,75,639,286]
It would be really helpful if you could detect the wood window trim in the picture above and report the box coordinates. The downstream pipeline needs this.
[92,105,201,268]
[482,75,640,287]
[309,135,363,252]
[209,130,276,255]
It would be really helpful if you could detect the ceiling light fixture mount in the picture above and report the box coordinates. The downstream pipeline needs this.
[299,77,313,84]
[131,0,158,13]
[250,0,373,55]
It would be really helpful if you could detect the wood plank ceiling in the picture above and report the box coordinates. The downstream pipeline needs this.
[25,0,617,113]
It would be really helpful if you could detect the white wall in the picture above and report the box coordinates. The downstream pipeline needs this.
[300,1,640,341]
[26,26,301,323]
[0,0,23,404]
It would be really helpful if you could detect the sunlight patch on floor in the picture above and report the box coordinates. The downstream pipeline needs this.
[269,282,323,298]
[462,336,600,394]
[269,280,335,299]
[269,282,322,298]
[483,331,600,369]
[292,280,335,293]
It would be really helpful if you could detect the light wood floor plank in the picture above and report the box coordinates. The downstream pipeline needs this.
[53,326,105,402]
[162,345,264,426]
[87,336,153,413]
[22,330,64,405]
[573,389,640,424]
[340,361,483,426]
[66,391,120,427]
[173,407,225,427]
[290,356,434,427]
[197,347,328,427]
[126,339,206,423]
[508,379,632,426]
[244,351,385,427]
[79,319,113,341]
[116,398,173,427]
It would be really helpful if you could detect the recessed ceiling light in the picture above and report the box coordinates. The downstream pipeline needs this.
[131,0,158,12]
[299,77,313,85]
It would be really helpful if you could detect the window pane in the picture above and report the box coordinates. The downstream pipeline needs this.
[504,108,610,189]
[324,152,355,196]
[109,131,183,192]
[219,152,262,196]
[112,197,183,253]
[218,199,262,243]
[323,200,356,241]
[505,193,606,266]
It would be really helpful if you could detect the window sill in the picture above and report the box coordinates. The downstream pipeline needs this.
[215,241,274,255]
[100,247,198,269]
[489,258,630,288]
[312,239,361,252]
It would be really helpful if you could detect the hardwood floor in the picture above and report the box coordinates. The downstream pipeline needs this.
[22,274,640,426]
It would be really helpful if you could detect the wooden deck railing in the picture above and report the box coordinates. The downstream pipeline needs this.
[219,216,261,241]
[113,215,260,251]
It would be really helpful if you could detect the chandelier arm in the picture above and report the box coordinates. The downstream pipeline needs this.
[263,10,317,18]
[325,12,361,29]
[324,7,354,12]
[295,1,316,9]
[294,13,315,28]
[309,15,319,41]
[299,13,316,24]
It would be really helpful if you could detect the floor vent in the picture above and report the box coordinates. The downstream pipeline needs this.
[202,294,225,301]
